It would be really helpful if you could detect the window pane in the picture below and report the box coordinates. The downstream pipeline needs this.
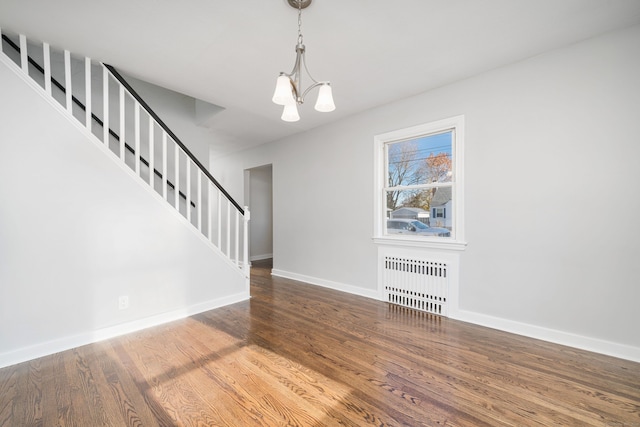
[386,188,452,236]
[387,131,452,187]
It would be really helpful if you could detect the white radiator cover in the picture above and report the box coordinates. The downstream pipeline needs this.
[379,247,459,317]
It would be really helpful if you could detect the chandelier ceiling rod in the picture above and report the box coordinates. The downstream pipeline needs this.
[272,0,335,122]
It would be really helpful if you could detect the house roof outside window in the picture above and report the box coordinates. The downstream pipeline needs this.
[431,187,452,208]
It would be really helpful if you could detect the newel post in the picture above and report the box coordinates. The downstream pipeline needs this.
[243,206,251,284]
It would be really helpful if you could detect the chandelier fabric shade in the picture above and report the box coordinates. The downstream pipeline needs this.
[272,0,335,122]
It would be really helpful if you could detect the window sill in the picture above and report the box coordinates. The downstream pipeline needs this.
[373,236,468,251]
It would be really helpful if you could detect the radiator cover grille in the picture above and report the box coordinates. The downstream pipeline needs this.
[383,256,448,316]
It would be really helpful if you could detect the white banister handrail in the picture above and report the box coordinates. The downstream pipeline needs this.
[162,131,168,199]
[217,192,222,249]
[197,172,202,232]
[64,50,72,112]
[226,201,231,258]
[85,57,91,129]
[134,101,141,176]
[102,68,109,144]
[148,120,154,188]
[186,159,192,223]
[174,144,180,209]
[207,186,213,241]
[119,84,125,160]
[243,206,250,282]
[235,209,240,266]
[19,34,27,72]
[43,43,51,96]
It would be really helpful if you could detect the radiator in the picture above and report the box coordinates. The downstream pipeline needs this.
[383,255,449,316]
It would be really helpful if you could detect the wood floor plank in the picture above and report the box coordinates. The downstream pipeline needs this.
[63,348,102,426]
[1,258,639,426]
[9,359,43,426]
[0,368,17,426]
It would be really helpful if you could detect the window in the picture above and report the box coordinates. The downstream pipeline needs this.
[374,116,465,250]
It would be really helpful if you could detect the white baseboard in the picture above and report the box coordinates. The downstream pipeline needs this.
[250,253,273,261]
[271,268,640,363]
[0,291,250,369]
[452,309,640,363]
[271,269,381,301]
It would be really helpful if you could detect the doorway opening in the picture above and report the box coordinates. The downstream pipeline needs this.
[244,164,273,264]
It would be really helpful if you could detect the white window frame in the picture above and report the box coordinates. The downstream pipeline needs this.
[373,115,467,250]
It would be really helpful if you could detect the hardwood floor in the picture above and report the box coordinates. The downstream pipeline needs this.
[1,259,639,426]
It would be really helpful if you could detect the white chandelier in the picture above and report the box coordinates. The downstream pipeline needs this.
[272,0,335,122]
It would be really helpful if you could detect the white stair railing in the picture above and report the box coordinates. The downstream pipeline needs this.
[0,30,250,282]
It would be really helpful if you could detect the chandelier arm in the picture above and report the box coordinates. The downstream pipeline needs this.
[287,44,303,78]
[300,81,326,101]
[293,45,304,102]
[300,49,320,86]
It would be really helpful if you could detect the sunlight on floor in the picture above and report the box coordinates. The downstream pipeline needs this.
[130,317,354,425]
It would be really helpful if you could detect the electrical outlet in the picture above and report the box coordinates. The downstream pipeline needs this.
[118,295,129,310]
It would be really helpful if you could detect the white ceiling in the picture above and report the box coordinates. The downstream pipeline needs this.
[2,0,640,155]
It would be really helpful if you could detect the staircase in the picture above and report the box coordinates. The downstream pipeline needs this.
[0,30,250,280]
[0,29,250,368]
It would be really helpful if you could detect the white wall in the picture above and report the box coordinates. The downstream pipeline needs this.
[124,75,216,167]
[0,57,247,368]
[212,25,640,360]
[247,165,273,261]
